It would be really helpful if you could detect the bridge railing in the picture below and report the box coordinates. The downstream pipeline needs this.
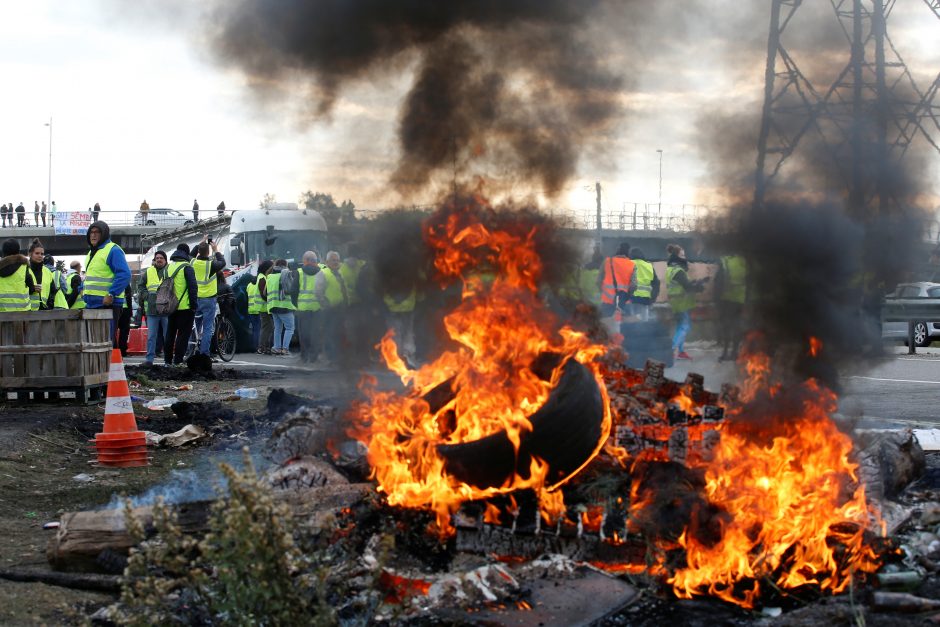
[0,209,230,229]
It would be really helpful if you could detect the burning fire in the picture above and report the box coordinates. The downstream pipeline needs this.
[663,343,882,607]
[352,199,610,535]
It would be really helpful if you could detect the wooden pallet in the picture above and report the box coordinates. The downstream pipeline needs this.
[1,384,108,405]
[0,309,112,404]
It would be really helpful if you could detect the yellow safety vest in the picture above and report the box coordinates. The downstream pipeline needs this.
[578,268,600,305]
[0,264,31,312]
[144,265,167,315]
[339,260,364,305]
[667,265,696,313]
[83,242,117,299]
[265,270,295,311]
[168,261,192,311]
[190,258,218,298]
[297,270,321,312]
[719,255,746,304]
[633,260,655,300]
[321,268,346,308]
[30,266,55,311]
[384,287,416,313]
[247,280,263,314]
[70,274,86,309]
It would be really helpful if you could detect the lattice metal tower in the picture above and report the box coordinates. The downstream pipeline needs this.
[754,0,940,214]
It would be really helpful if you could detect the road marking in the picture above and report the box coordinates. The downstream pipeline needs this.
[847,375,940,385]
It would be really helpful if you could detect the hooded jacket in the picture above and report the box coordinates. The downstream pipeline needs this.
[0,254,34,291]
[83,221,131,308]
[170,248,199,309]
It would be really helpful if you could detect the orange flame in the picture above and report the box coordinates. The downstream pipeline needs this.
[351,199,611,535]
[663,348,882,607]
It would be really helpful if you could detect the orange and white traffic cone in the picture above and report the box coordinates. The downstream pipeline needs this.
[92,348,149,467]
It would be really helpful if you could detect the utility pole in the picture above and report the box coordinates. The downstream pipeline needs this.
[45,117,52,216]
[656,149,663,225]
[595,181,602,249]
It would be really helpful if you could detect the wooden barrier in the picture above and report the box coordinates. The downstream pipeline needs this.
[0,309,113,402]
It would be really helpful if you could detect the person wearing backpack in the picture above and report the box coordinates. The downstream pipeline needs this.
[82,221,132,345]
[191,238,227,357]
[163,244,198,366]
[139,250,169,365]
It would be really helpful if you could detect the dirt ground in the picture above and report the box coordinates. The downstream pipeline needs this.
[0,363,363,625]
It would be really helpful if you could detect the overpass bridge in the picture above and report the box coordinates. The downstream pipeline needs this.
[0,211,229,257]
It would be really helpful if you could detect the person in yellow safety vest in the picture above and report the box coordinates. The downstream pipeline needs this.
[246,270,264,352]
[138,250,169,365]
[629,247,660,322]
[666,244,706,361]
[266,258,297,356]
[163,244,199,366]
[0,238,34,312]
[384,282,418,368]
[82,221,132,346]
[598,241,637,338]
[714,253,747,361]
[26,239,62,310]
[339,248,365,306]
[46,255,69,309]
[66,261,85,309]
[255,259,275,354]
[191,238,227,356]
[314,250,349,365]
[296,251,324,363]
[578,249,603,307]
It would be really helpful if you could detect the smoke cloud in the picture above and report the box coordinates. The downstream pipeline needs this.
[205,0,624,198]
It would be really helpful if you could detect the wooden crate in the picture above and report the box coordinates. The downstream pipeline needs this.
[0,309,113,402]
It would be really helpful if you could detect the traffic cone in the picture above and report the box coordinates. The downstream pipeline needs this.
[93,349,149,467]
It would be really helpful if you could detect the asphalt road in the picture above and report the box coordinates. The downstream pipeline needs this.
[666,342,940,430]
[127,342,940,431]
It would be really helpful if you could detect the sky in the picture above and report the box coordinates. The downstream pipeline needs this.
[0,0,936,222]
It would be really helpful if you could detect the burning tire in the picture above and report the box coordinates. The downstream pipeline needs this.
[437,358,605,490]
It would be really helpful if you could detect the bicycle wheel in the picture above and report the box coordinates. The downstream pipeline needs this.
[216,317,236,362]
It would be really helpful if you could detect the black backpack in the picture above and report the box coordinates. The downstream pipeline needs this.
[154,264,186,315]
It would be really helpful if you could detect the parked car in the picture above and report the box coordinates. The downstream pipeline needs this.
[882,282,940,347]
[135,208,194,227]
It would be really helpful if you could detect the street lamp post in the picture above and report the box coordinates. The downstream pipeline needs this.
[45,117,52,218]
[656,149,663,228]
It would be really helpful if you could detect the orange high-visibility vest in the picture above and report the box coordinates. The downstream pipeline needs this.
[600,256,635,305]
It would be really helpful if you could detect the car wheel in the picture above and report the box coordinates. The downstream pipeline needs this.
[914,321,930,347]
[146,220,156,226]
[184,220,194,225]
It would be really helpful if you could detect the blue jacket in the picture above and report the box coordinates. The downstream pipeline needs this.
[83,220,131,308]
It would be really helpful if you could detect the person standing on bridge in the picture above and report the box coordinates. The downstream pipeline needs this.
[50,201,57,227]
[33,201,39,227]
[0,204,7,228]
[92,202,100,222]
[40,201,47,227]
[192,199,199,222]
[15,202,25,227]
[82,221,132,345]
[217,200,225,217]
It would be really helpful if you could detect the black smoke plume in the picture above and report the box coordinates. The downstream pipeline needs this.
[698,2,936,386]
[206,0,623,197]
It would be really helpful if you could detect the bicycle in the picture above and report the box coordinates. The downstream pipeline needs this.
[186,295,237,362]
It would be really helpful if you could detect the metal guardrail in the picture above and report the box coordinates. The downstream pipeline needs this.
[0,209,231,228]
